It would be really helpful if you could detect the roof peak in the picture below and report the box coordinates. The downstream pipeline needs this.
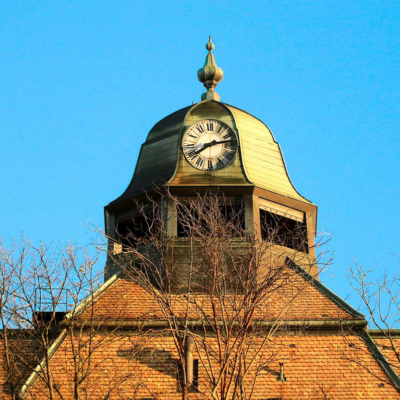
[197,36,224,102]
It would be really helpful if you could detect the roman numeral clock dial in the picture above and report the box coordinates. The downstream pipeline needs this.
[182,120,238,171]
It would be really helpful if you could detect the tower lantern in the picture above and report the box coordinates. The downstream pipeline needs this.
[104,38,318,279]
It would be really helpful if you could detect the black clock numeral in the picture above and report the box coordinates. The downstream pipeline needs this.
[196,157,205,169]
[184,122,236,170]
[197,124,205,134]
[223,131,235,140]
[223,150,234,162]
[216,158,226,169]
[186,150,197,160]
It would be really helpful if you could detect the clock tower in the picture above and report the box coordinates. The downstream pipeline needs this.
[104,37,318,279]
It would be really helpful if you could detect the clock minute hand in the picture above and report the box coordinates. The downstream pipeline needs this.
[195,140,217,154]
[213,139,236,145]
[201,139,236,149]
[194,139,236,155]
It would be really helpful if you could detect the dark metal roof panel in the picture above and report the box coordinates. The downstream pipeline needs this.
[108,105,192,205]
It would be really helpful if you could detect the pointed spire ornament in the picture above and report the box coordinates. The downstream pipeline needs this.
[197,36,224,101]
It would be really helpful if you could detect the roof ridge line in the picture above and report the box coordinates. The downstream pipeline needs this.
[361,330,400,391]
[19,329,68,399]
[64,271,122,321]
[19,273,122,397]
[285,258,365,319]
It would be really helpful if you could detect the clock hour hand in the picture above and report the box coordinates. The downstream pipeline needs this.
[195,139,236,154]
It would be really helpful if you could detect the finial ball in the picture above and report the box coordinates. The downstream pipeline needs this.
[206,36,214,51]
[206,42,214,51]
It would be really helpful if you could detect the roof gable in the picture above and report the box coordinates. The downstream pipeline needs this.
[71,259,364,324]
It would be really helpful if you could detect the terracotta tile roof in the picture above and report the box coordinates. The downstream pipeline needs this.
[0,332,44,400]
[25,332,400,399]
[75,266,360,323]
[374,337,400,377]
[13,267,400,398]
[19,263,397,399]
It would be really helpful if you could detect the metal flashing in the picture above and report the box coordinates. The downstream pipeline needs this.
[19,329,67,399]
[64,271,122,321]
[285,258,365,319]
[361,330,400,391]
[19,273,122,397]
[57,319,368,330]
[368,329,400,338]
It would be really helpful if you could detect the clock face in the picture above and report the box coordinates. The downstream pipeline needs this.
[182,120,238,171]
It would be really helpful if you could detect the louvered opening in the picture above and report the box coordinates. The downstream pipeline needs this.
[260,201,308,253]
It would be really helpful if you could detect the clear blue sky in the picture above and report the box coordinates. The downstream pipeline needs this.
[1,1,399,309]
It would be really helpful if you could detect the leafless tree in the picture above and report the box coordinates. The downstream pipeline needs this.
[0,237,27,399]
[348,256,400,375]
[110,191,331,400]
[0,237,143,400]
[0,190,333,400]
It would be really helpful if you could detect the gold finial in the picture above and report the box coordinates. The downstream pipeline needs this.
[197,36,224,101]
[206,36,214,51]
